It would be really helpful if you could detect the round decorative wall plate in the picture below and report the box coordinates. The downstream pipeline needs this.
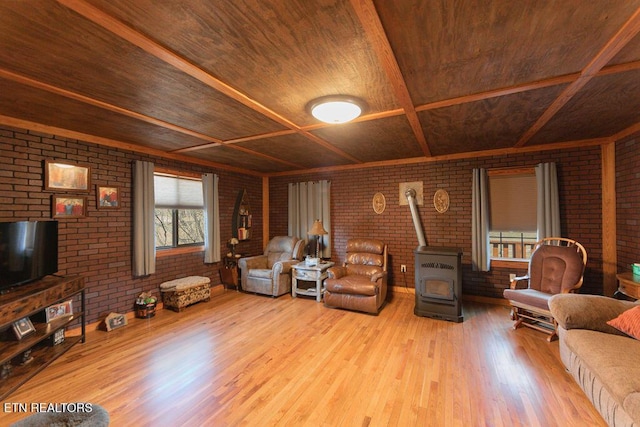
[433,189,450,213]
[372,192,386,214]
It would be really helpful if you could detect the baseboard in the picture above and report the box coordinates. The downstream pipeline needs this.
[389,285,415,295]
[388,285,509,307]
[461,294,510,306]
[71,284,506,335]
[69,284,227,334]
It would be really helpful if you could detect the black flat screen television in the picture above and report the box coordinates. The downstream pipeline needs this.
[0,220,58,291]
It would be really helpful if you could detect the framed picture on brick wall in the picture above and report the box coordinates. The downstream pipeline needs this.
[52,195,87,219]
[97,185,120,209]
[44,159,91,192]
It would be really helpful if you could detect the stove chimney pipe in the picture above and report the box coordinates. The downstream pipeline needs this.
[405,188,427,247]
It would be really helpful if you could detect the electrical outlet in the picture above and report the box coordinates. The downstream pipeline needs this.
[401,264,407,273]
[509,273,516,282]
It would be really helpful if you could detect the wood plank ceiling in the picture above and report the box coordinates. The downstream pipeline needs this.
[1,1,640,176]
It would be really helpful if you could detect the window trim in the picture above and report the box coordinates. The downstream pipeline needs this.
[157,245,203,258]
[491,259,529,269]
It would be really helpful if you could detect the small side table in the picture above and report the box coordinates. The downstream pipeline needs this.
[615,272,640,300]
[292,261,335,302]
[220,254,242,291]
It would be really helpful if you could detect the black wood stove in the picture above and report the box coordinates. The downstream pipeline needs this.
[404,187,463,322]
[414,246,463,322]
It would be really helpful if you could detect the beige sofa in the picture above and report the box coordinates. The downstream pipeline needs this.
[549,294,640,426]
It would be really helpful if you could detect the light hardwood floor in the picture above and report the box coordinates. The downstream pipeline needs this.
[2,289,605,426]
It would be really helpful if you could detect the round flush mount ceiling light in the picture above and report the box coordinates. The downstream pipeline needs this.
[307,95,366,124]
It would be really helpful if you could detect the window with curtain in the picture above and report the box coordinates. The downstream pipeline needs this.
[154,173,204,249]
[488,169,538,260]
[288,180,331,258]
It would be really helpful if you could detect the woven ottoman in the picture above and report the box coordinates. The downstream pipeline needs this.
[160,276,211,312]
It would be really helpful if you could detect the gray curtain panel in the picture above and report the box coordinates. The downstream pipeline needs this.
[536,162,561,240]
[202,173,221,264]
[472,168,490,272]
[133,160,156,277]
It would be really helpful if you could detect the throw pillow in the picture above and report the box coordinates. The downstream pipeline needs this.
[607,305,640,340]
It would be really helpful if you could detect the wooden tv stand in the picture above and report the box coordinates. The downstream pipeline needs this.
[0,275,85,400]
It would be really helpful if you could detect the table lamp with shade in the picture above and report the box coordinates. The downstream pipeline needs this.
[228,237,240,258]
[307,219,328,265]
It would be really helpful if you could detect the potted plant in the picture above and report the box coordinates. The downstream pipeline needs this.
[135,292,157,318]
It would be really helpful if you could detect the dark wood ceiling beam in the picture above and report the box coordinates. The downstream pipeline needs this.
[515,7,640,148]
[177,109,406,154]
[301,108,405,132]
[173,129,307,171]
[613,121,640,141]
[349,0,432,157]
[298,130,363,163]
[0,114,263,176]
[597,59,640,76]
[219,130,362,164]
[168,56,640,154]
[174,130,298,153]
[416,74,578,111]
[57,0,297,130]
[226,144,305,170]
[267,137,609,178]
[415,59,640,112]
[197,109,407,148]
[582,11,640,77]
[0,68,223,145]
[57,0,362,165]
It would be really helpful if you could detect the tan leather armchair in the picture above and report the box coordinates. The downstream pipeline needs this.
[503,237,587,341]
[324,238,388,314]
[238,236,304,297]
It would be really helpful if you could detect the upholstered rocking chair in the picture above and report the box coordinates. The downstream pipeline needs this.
[502,237,587,341]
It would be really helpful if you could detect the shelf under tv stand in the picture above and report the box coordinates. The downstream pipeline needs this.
[0,275,85,400]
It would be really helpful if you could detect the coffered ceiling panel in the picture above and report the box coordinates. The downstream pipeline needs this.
[608,32,640,65]
[528,69,640,145]
[419,84,568,156]
[311,115,423,162]
[0,1,639,175]
[375,0,640,104]
[0,1,285,141]
[186,145,299,174]
[235,134,356,170]
[0,79,207,151]
[82,0,399,125]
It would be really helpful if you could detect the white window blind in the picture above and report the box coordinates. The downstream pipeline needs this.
[489,173,537,232]
[154,175,203,209]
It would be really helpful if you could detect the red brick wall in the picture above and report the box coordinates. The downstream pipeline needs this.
[270,146,605,298]
[3,122,627,320]
[1,125,263,323]
[616,136,640,272]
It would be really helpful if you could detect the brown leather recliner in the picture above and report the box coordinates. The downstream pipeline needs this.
[324,238,388,314]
